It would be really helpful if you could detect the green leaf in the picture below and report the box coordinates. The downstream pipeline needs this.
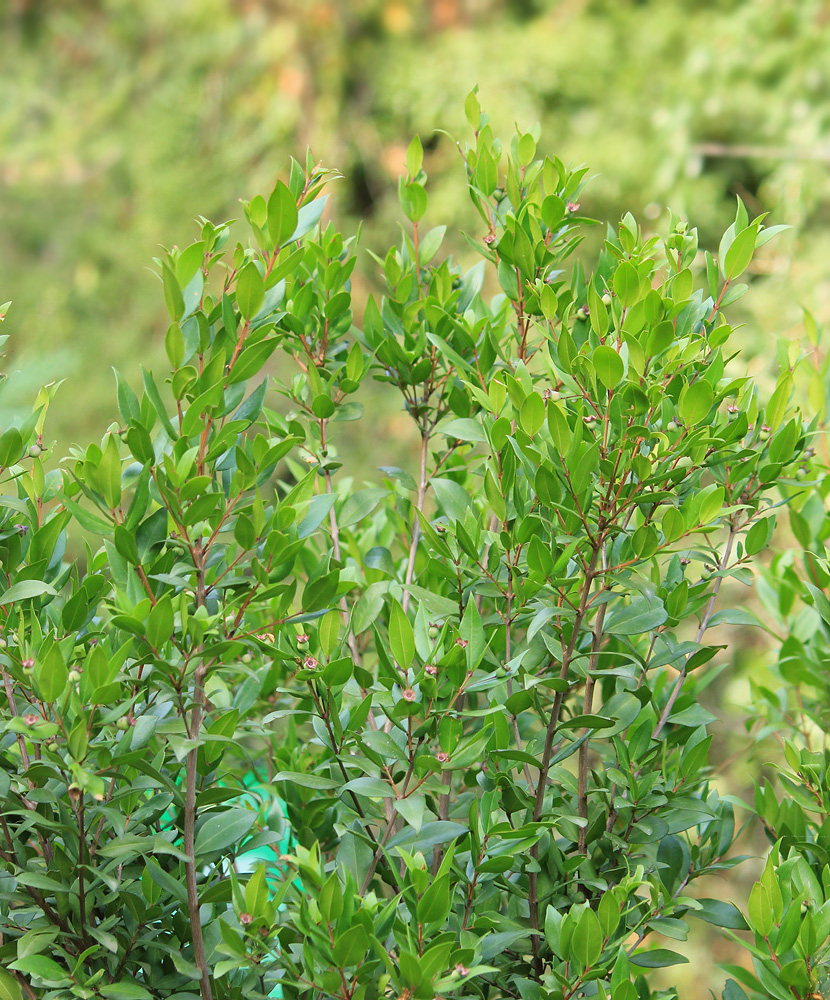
[161,263,184,321]
[605,596,667,635]
[661,506,685,543]
[195,809,257,857]
[267,180,299,246]
[0,580,56,606]
[694,898,748,930]
[99,985,153,1000]
[339,488,387,528]
[592,345,624,389]
[613,260,640,306]
[273,771,339,790]
[723,224,758,280]
[318,608,340,657]
[0,427,23,467]
[630,949,689,968]
[236,262,265,320]
[98,433,122,509]
[37,645,67,703]
[388,598,415,668]
[520,392,545,435]
[441,417,487,443]
[406,134,423,177]
[418,877,450,925]
[430,478,471,521]
[679,379,714,425]
[573,907,603,968]
[146,596,174,649]
[459,597,486,670]
[0,969,23,1000]
[9,956,69,983]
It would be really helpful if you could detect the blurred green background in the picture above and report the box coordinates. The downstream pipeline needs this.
[2,0,830,993]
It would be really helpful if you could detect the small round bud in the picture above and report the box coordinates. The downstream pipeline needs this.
[796,467,808,481]
[28,445,41,458]
[241,653,253,664]
[68,670,81,683]
[0,637,6,648]
[576,306,589,321]
[428,625,440,640]
[116,717,129,731]
[601,292,612,306]
[46,740,57,752]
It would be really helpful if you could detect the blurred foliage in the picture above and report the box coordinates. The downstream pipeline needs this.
[2,0,830,452]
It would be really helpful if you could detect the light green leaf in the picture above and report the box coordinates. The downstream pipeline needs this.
[592,345,624,389]
[194,809,257,857]
[605,596,667,635]
[388,598,415,668]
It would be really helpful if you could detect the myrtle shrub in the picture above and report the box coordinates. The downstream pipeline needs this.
[0,96,826,1000]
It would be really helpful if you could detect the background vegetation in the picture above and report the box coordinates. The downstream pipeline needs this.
[2,1,830,995]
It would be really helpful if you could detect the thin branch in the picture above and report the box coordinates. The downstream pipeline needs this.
[651,519,739,740]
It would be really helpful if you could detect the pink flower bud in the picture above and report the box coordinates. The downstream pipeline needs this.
[455,638,468,649]
[240,912,253,925]
[402,688,416,702]
[436,751,450,763]
[23,713,38,725]
[303,656,319,670]
[425,664,438,676]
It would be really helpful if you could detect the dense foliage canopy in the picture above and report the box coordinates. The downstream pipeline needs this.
[1,99,830,1000]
